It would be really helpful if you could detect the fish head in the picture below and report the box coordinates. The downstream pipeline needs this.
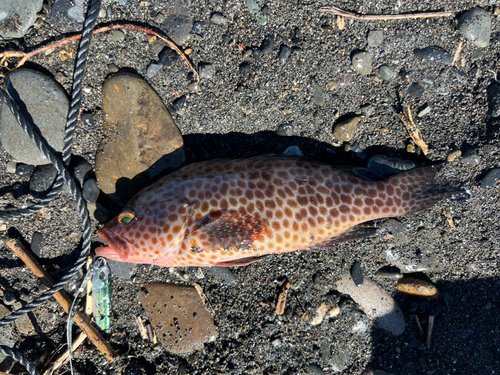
[96,197,192,264]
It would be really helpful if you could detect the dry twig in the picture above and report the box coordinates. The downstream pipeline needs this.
[0,24,198,82]
[275,282,291,315]
[43,332,87,375]
[319,6,453,21]
[399,107,429,155]
[442,208,457,229]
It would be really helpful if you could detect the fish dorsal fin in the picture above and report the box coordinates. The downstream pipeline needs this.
[308,226,377,251]
[190,210,270,252]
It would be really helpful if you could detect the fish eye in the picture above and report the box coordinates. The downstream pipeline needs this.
[118,210,135,225]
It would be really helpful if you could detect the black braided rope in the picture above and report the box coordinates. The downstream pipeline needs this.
[0,0,101,327]
[0,346,41,375]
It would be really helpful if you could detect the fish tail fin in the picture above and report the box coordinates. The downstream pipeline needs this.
[380,165,459,217]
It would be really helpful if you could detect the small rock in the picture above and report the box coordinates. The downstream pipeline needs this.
[333,116,362,142]
[278,45,291,64]
[159,47,179,67]
[172,96,187,112]
[351,51,372,76]
[367,30,384,47]
[462,150,479,165]
[80,112,95,126]
[336,275,405,336]
[31,232,44,257]
[407,82,425,97]
[313,84,327,107]
[2,292,17,306]
[487,82,500,117]
[246,0,268,25]
[305,364,325,375]
[191,21,204,34]
[276,124,294,137]
[330,346,352,372]
[83,178,100,203]
[154,13,165,24]
[397,277,439,298]
[146,62,162,78]
[367,155,416,179]
[417,105,432,117]
[0,0,43,39]
[406,144,416,153]
[360,104,375,117]
[30,164,58,193]
[239,62,250,75]
[199,63,215,79]
[283,146,303,156]
[73,160,92,187]
[187,82,200,92]
[95,73,184,203]
[351,261,363,286]
[446,150,462,162]
[15,163,34,177]
[237,98,252,115]
[0,69,69,165]
[51,0,86,33]
[15,313,34,335]
[243,49,253,59]
[111,30,125,42]
[6,161,17,174]
[204,267,237,284]
[480,168,500,189]
[352,317,369,334]
[210,12,228,26]
[107,64,120,74]
[161,14,193,45]
[261,37,274,54]
[310,303,328,326]
[107,259,136,280]
[377,65,397,81]
[375,267,403,280]
[140,283,217,354]
[414,46,452,65]
[458,7,491,48]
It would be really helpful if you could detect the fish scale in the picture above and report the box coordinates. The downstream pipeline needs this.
[96,156,455,267]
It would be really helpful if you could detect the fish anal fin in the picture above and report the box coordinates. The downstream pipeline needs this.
[213,255,269,267]
[308,227,377,250]
[191,211,269,252]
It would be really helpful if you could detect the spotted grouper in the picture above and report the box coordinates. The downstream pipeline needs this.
[96,156,455,267]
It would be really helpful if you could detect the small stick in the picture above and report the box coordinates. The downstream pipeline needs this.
[136,316,148,341]
[452,42,463,67]
[0,24,198,82]
[6,239,118,361]
[43,332,87,375]
[275,282,291,315]
[399,107,429,155]
[85,256,93,315]
[425,315,435,349]
[319,6,453,21]
[442,208,457,230]
[414,314,425,336]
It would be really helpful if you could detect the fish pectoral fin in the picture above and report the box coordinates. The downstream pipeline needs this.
[309,226,377,250]
[191,211,269,252]
[212,255,270,267]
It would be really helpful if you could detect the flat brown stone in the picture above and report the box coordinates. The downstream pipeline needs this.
[139,283,217,354]
[95,73,184,203]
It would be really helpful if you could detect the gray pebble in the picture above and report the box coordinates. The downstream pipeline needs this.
[30,164,58,193]
[107,63,119,74]
[187,82,200,92]
[161,14,193,45]
[199,63,215,79]
[417,105,432,117]
[253,48,263,63]
[482,144,497,155]
[367,155,417,179]
[0,69,69,165]
[0,0,43,39]
[6,161,17,174]
[2,291,17,306]
[375,268,404,279]
[107,259,136,280]
[172,95,187,112]
[146,62,162,78]
[159,47,179,67]
[462,150,480,165]
[414,46,452,65]
[210,12,228,26]
[351,261,363,286]
[458,7,491,48]
[73,160,92,187]
[106,5,112,18]
[351,51,372,76]
[80,112,95,126]
[191,21,204,34]
[12,162,32,178]
[239,62,250,75]
[111,30,125,42]
[154,13,165,24]
[243,49,253,59]
[367,30,384,47]
[278,45,291,64]
[205,267,238,285]
[487,82,500,117]
[360,104,375,117]
[276,124,294,137]
[283,146,303,156]
[480,169,500,189]
[305,364,325,375]
[31,232,45,257]
[261,38,274,54]
[313,84,326,107]
[377,65,397,81]
[51,0,86,33]
[407,82,425,97]
[83,178,100,203]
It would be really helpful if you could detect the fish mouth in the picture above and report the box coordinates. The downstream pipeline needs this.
[96,228,135,261]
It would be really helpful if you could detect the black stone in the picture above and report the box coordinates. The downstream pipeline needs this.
[83,178,100,203]
[30,164,58,193]
[351,261,363,286]
[159,47,179,67]
[15,163,34,177]
[31,232,45,257]
[172,95,187,111]
[407,82,425,98]
[261,38,274,54]
[276,123,294,136]
[239,62,250,75]
[481,168,500,189]
[278,45,291,64]
[191,21,205,34]
[414,46,452,65]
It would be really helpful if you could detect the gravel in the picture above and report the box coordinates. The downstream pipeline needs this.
[1,1,499,374]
